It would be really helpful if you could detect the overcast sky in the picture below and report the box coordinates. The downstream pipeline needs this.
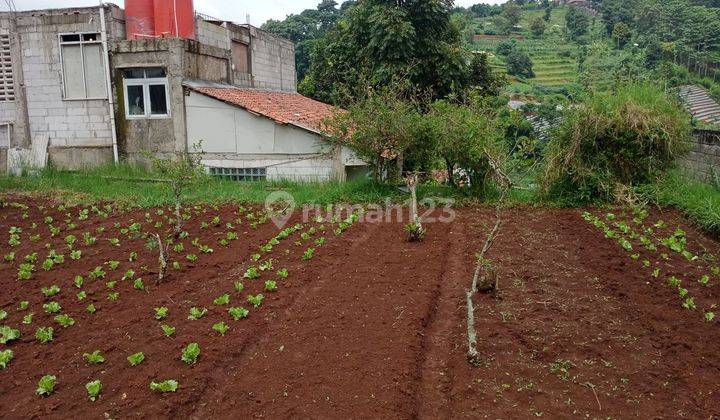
[1,0,504,27]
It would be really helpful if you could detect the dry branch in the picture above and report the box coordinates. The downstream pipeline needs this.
[466,149,512,364]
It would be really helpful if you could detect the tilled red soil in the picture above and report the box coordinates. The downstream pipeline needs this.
[1,196,719,418]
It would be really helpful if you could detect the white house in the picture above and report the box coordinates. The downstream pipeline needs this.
[184,82,367,182]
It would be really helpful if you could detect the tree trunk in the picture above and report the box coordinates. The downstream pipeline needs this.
[445,158,456,187]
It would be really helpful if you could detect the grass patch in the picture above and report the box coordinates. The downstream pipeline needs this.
[644,170,720,235]
[0,164,457,207]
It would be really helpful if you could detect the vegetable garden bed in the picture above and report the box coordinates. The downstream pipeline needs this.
[1,196,719,417]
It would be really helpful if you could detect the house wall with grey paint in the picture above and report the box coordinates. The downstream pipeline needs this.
[185,90,361,182]
[0,5,125,170]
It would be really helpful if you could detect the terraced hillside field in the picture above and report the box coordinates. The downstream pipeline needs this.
[474,36,578,88]
[471,7,581,89]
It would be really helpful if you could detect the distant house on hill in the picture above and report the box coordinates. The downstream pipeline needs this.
[0,1,367,182]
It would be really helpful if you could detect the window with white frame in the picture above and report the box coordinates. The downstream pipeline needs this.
[122,68,170,119]
[59,33,107,99]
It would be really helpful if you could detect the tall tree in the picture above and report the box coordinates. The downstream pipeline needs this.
[305,0,470,104]
[565,6,590,40]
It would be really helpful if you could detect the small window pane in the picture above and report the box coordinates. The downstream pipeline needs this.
[127,85,145,116]
[61,34,80,42]
[82,33,99,42]
[61,44,84,98]
[83,43,106,98]
[145,68,166,78]
[123,69,146,79]
[149,84,168,115]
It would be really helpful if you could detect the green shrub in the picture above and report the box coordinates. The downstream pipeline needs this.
[541,83,691,204]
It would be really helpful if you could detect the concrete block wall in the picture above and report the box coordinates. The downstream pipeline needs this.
[249,28,296,92]
[0,5,125,170]
[196,19,230,50]
[112,38,231,165]
[683,129,720,182]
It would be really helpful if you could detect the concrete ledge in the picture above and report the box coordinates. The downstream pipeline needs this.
[48,146,113,170]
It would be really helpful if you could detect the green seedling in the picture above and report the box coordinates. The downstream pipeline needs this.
[188,307,207,320]
[35,327,54,343]
[181,343,200,365]
[150,380,178,393]
[36,375,57,396]
[83,350,105,364]
[228,307,249,321]
[127,352,145,366]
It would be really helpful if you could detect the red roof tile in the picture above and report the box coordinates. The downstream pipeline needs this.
[192,87,341,134]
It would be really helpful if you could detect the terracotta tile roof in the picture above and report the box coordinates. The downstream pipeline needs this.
[192,87,341,134]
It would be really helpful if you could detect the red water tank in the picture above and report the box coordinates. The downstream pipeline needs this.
[125,0,195,40]
[125,0,155,40]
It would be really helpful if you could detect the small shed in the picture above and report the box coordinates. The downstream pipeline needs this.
[183,82,367,182]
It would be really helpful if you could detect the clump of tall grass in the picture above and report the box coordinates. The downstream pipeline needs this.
[540,83,692,204]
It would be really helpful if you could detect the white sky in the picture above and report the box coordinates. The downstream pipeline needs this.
[1,0,505,27]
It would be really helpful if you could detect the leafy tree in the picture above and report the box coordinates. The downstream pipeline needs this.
[495,39,518,56]
[305,0,470,104]
[506,49,535,78]
[262,1,351,81]
[327,87,421,181]
[502,2,523,28]
[611,22,632,48]
[468,53,507,97]
[493,15,513,35]
[565,6,590,40]
[543,5,552,21]
[530,16,547,38]
[470,3,503,18]
[424,98,505,189]
[599,0,635,36]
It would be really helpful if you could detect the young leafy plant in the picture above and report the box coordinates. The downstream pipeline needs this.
[43,302,61,314]
[244,267,260,279]
[86,380,102,401]
[302,248,315,261]
[36,375,57,396]
[276,268,289,279]
[22,313,34,324]
[234,281,244,292]
[83,350,105,364]
[181,343,200,365]
[0,349,13,369]
[41,285,61,298]
[213,294,230,306]
[35,327,54,343]
[264,280,277,292]
[228,307,249,321]
[127,352,145,366]
[154,307,169,320]
[134,278,145,291]
[54,314,75,328]
[188,307,208,321]
[150,379,178,393]
[212,322,229,336]
[161,324,176,337]
[0,326,20,344]
[247,294,264,308]
[87,303,96,314]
